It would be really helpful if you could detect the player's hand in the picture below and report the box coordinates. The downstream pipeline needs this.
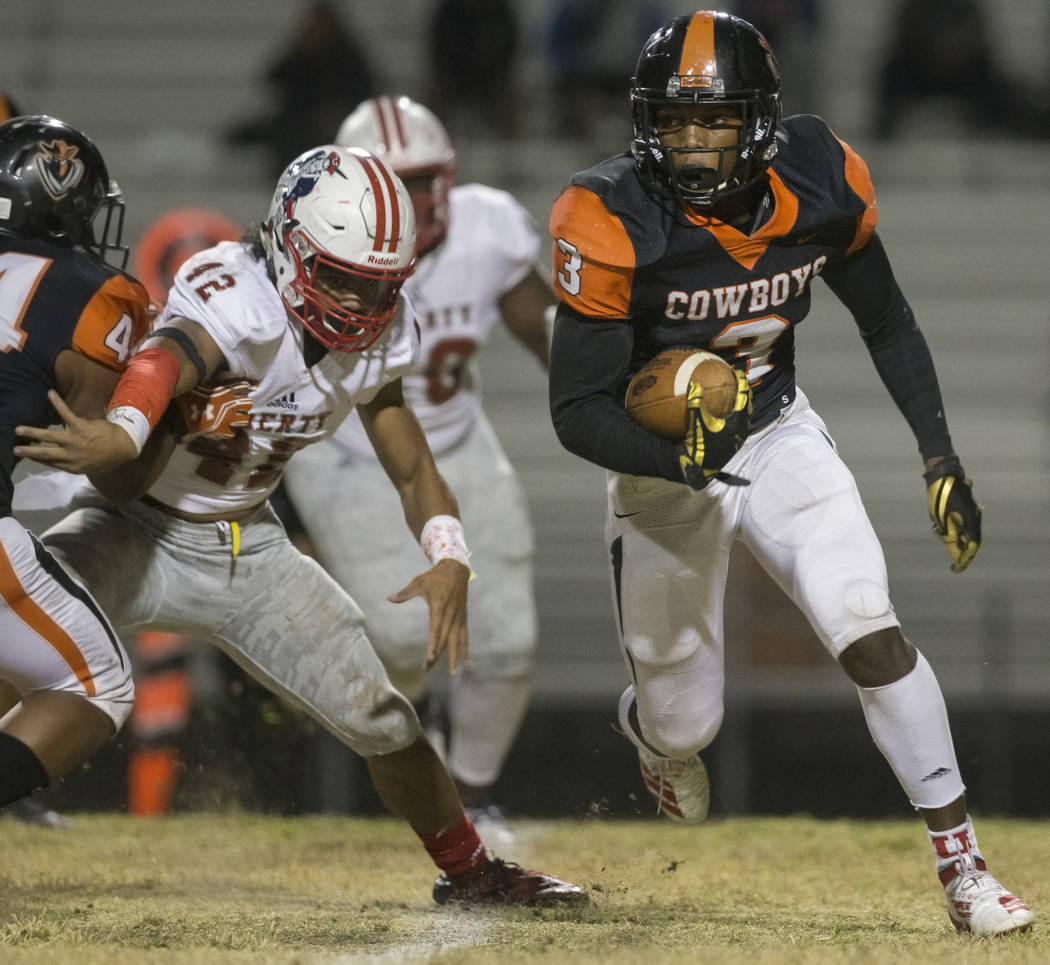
[678,370,752,490]
[14,390,139,474]
[388,558,470,675]
[174,378,253,441]
[924,454,982,573]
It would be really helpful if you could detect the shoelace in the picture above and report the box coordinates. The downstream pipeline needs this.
[951,851,981,883]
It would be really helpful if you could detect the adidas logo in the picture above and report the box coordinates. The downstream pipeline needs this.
[921,766,952,783]
[267,391,298,410]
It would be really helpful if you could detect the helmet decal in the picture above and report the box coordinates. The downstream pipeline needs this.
[277,148,346,226]
[37,140,85,200]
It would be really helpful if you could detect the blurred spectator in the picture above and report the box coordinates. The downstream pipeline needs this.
[546,0,669,143]
[733,1,823,115]
[872,0,1050,140]
[426,0,520,139]
[225,1,376,177]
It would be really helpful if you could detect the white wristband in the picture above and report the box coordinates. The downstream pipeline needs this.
[106,405,150,456]
[420,514,471,569]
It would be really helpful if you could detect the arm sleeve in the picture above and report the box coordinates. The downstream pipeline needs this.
[821,233,954,461]
[548,303,684,481]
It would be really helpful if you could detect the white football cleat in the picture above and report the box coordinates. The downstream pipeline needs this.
[618,686,710,824]
[942,853,1035,936]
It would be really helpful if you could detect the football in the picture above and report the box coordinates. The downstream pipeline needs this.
[625,347,737,441]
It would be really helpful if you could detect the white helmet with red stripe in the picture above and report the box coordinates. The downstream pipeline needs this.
[335,96,454,257]
[264,145,416,352]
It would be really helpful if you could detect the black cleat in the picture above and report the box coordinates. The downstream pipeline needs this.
[433,857,588,907]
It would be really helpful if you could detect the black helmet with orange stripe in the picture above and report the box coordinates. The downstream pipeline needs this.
[631,11,781,207]
[0,114,128,266]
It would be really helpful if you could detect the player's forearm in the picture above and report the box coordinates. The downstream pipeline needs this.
[89,420,176,503]
[397,464,461,542]
[823,235,954,462]
[549,308,682,480]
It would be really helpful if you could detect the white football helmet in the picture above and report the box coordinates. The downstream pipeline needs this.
[335,96,455,256]
[264,145,416,352]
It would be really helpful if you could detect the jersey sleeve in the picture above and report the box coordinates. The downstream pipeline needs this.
[163,243,281,378]
[834,133,878,256]
[549,185,636,319]
[458,185,543,294]
[70,272,151,371]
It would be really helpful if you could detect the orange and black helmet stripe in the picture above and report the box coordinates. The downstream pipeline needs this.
[678,11,718,89]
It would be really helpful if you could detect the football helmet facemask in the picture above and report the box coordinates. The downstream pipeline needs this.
[335,96,455,257]
[631,11,781,208]
[0,114,127,266]
[264,145,416,353]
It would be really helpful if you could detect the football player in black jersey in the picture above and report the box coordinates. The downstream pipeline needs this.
[547,11,1032,936]
[0,115,162,817]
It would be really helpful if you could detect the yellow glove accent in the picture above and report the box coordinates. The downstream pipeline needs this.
[924,460,981,573]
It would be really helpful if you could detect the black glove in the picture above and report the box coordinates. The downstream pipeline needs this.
[678,370,752,490]
[924,454,981,573]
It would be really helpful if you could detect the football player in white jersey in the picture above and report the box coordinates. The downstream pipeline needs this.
[15,145,585,907]
[281,96,553,843]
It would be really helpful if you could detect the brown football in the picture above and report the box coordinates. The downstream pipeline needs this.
[625,347,738,441]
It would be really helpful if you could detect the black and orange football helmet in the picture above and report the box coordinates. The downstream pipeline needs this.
[631,11,781,207]
[0,114,127,266]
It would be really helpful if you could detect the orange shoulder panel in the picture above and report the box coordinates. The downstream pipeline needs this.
[836,135,878,256]
[548,185,635,318]
[71,273,151,371]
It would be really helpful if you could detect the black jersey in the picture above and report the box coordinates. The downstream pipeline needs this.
[547,114,952,483]
[0,238,150,514]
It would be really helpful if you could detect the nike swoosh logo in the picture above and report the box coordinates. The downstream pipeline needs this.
[613,510,640,518]
[795,230,821,245]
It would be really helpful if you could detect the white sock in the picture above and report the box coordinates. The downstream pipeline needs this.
[928,815,985,883]
[856,650,965,809]
[447,670,531,789]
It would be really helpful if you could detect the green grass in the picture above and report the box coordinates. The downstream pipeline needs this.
[0,814,1045,963]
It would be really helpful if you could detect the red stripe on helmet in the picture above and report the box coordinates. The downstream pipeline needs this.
[353,151,402,254]
[373,96,407,153]
[387,97,407,150]
[368,155,402,254]
[351,151,387,253]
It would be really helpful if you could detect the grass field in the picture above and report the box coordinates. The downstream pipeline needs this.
[0,813,1045,964]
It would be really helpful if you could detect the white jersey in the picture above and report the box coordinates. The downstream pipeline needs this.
[328,183,541,457]
[149,241,419,516]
